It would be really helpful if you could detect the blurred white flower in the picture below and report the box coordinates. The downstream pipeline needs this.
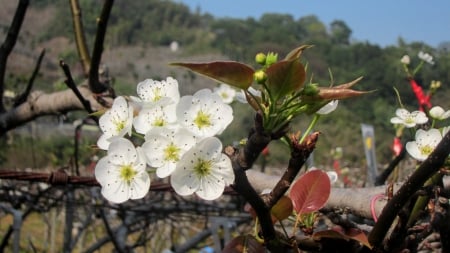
[317,100,338,115]
[406,129,442,161]
[213,83,236,104]
[235,87,262,104]
[400,55,410,65]
[142,127,197,178]
[308,167,338,184]
[95,138,150,203]
[170,137,234,200]
[97,96,133,150]
[390,108,428,128]
[429,106,450,120]
[177,89,233,138]
[418,51,435,65]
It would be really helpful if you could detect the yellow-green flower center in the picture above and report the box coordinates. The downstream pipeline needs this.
[404,116,414,124]
[115,120,126,133]
[119,165,137,184]
[164,144,180,161]
[152,88,162,102]
[420,145,434,156]
[152,117,166,127]
[194,110,212,129]
[193,159,212,177]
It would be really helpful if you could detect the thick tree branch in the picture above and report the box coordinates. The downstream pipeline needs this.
[0,86,105,135]
[89,0,114,93]
[0,0,29,113]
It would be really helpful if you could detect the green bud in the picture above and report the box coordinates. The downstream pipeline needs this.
[254,70,267,84]
[255,53,266,65]
[302,83,319,96]
[265,52,278,66]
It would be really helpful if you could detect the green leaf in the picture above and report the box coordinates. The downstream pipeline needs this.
[289,170,331,214]
[170,61,254,89]
[266,59,306,100]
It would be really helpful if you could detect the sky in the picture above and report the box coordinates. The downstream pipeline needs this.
[178,0,450,48]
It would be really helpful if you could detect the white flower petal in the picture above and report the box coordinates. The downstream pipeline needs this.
[317,100,338,115]
[108,138,137,165]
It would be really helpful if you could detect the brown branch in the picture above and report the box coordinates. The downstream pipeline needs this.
[265,132,319,208]
[0,86,105,135]
[60,60,94,114]
[88,0,114,93]
[13,48,46,107]
[0,0,29,113]
[368,131,450,249]
[70,0,91,76]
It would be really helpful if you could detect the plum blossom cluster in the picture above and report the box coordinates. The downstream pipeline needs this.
[390,106,450,161]
[95,77,237,203]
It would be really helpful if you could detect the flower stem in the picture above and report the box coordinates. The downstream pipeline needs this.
[299,114,320,143]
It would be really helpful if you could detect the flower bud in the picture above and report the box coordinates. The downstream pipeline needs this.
[265,52,278,66]
[255,53,266,65]
[254,70,267,84]
[302,83,319,96]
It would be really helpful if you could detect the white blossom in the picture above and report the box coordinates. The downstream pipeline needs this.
[133,104,177,134]
[390,108,428,128]
[95,138,150,203]
[418,51,435,65]
[235,87,262,104]
[429,106,450,120]
[400,55,410,65]
[170,137,234,200]
[176,89,233,138]
[132,77,180,108]
[142,127,197,178]
[97,96,133,150]
[213,83,236,104]
[406,129,442,161]
[317,100,338,115]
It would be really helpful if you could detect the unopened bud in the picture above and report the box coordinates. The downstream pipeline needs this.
[254,70,267,84]
[255,53,266,65]
[265,52,278,66]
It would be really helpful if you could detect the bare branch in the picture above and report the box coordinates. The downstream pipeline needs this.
[89,0,114,93]
[13,48,46,107]
[70,0,91,76]
[60,60,94,114]
[0,0,29,112]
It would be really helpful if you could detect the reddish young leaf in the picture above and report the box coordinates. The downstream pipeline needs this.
[266,59,306,100]
[313,228,372,249]
[170,61,254,89]
[289,170,331,214]
[222,235,265,253]
[284,44,313,61]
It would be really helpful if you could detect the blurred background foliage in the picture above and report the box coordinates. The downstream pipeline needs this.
[2,0,450,173]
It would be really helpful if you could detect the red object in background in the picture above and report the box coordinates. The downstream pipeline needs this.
[391,137,403,156]
[262,146,270,156]
[409,79,431,111]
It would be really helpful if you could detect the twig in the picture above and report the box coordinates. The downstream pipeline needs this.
[375,145,407,186]
[0,0,29,112]
[60,60,94,114]
[88,0,114,93]
[14,48,46,107]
